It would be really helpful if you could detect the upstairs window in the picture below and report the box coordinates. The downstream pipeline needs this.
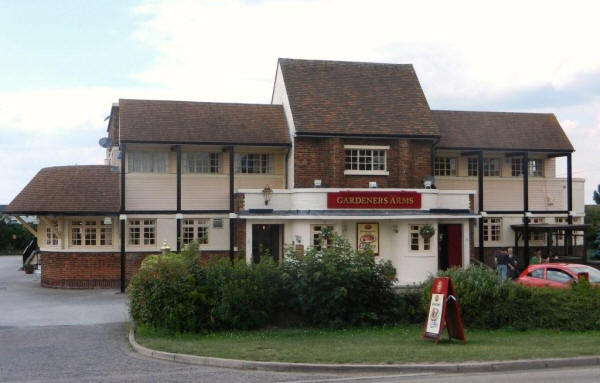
[235,153,273,174]
[183,152,219,174]
[128,151,168,173]
[434,157,457,176]
[468,158,500,176]
[511,158,543,177]
[344,146,388,174]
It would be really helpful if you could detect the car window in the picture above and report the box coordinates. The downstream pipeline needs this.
[528,269,544,279]
[568,266,600,283]
[546,269,574,284]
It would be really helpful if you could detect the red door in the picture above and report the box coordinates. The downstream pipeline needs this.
[446,224,463,268]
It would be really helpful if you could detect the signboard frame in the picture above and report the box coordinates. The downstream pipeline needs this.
[356,222,379,255]
[423,277,466,344]
[327,191,421,209]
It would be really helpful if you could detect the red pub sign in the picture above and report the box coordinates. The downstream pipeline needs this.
[327,191,421,209]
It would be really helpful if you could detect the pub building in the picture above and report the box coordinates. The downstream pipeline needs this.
[4,58,584,290]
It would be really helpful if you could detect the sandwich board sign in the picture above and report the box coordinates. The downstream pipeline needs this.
[423,277,466,344]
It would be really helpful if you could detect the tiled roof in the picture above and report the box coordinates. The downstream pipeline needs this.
[4,166,120,214]
[118,99,290,145]
[278,58,439,137]
[433,110,574,152]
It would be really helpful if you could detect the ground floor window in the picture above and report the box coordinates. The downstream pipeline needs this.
[46,227,58,246]
[311,224,334,249]
[182,219,209,245]
[71,220,113,247]
[128,219,156,246]
[483,218,502,242]
[409,225,431,251]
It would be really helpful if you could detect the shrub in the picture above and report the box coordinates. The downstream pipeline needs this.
[283,233,400,327]
[421,266,600,330]
[127,252,213,333]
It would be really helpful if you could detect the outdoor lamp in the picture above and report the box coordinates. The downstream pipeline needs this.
[262,185,273,205]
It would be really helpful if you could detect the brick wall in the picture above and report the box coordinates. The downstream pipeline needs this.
[294,137,433,188]
[40,251,158,289]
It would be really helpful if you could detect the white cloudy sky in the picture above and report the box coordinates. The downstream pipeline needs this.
[1,0,599,204]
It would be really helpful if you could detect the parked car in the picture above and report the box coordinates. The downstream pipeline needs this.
[516,263,600,289]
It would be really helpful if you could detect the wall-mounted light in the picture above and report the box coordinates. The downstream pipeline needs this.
[423,175,435,189]
[369,181,377,188]
[119,214,127,221]
[103,217,113,225]
[262,185,273,205]
[314,179,322,188]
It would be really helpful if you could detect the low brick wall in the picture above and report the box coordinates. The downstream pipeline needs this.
[40,251,156,289]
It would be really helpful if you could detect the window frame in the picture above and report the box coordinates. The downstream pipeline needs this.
[127,151,168,174]
[128,219,156,246]
[70,219,113,247]
[235,153,273,174]
[46,226,59,246]
[182,152,220,174]
[311,224,335,250]
[409,224,432,252]
[467,157,501,177]
[181,219,210,246]
[483,217,502,242]
[433,157,457,176]
[343,145,389,175]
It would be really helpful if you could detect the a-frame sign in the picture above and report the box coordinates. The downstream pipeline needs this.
[423,277,466,344]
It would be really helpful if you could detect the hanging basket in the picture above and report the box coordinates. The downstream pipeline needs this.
[420,224,436,241]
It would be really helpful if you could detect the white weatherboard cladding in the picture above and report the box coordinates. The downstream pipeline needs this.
[435,177,585,214]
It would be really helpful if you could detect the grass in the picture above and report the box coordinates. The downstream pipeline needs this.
[136,324,600,364]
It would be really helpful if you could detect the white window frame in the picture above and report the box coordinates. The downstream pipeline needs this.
[182,152,220,174]
[344,145,389,175]
[235,153,273,174]
[181,219,209,245]
[409,225,432,252]
[70,220,113,247]
[483,218,502,242]
[46,227,58,246]
[128,151,168,173]
[528,159,544,177]
[311,224,335,250]
[128,219,156,246]
[434,157,457,176]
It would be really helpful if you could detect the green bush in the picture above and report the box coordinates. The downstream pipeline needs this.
[127,252,211,333]
[283,234,400,327]
[420,266,600,330]
[0,221,36,253]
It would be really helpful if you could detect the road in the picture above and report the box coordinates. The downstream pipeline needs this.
[1,256,598,382]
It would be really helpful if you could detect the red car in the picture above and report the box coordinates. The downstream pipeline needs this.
[516,263,600,289]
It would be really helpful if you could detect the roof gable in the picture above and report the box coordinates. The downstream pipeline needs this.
[278,58,439,137]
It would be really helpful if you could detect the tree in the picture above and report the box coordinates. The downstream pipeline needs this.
[593,186,600,205]
[594,229,600,259]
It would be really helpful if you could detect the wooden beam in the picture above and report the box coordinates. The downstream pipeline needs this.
[14,216,37,236]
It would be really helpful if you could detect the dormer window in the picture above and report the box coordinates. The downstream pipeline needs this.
[344,145,389,175]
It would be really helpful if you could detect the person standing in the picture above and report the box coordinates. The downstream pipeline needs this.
[530,249,542,265]
[507,247,518,279]
[495,249,510,282]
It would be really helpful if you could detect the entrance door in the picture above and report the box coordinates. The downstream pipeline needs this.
[438,224,463,270]
[252,224,281,263]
